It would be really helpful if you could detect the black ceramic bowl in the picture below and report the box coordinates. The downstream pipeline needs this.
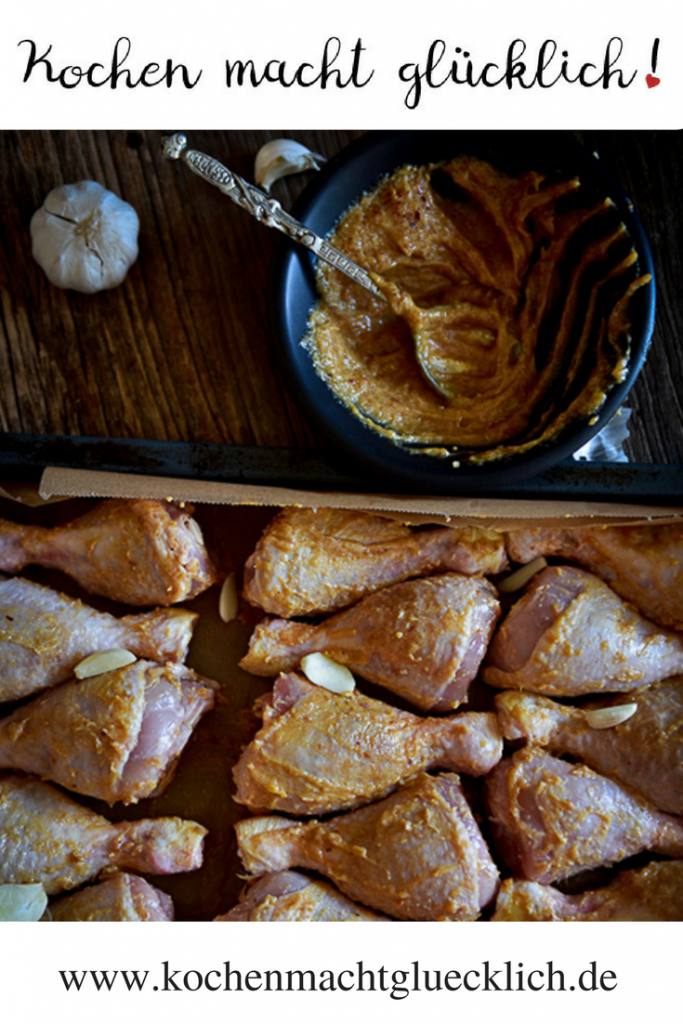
[270,131,656,493]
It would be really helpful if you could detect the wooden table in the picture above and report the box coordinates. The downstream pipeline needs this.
[0,130,681,487]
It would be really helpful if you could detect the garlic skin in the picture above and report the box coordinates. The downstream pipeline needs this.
[254,139,326,192]
[31,181,139,294]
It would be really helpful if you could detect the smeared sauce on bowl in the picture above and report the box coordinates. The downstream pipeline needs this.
[303,156,650,464]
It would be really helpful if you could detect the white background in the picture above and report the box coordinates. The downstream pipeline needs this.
[1,0,681,1019]
[2,919,680,1020]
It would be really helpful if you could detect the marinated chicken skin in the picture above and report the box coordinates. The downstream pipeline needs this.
[0,575,196,702]
[491,862,683,922]
[485,747,683,884]
[506,522,683,631]
[0,661,216,804]
[483,565,683,696]
[0,499,217,606]
[244,507,507,617]
[47,872,175,922]
[495,680,683,815]
[234,672,502,815]
[241,573,500,712]
[235,772,499,921]
[216,871,388,922]
[0,773,206,895]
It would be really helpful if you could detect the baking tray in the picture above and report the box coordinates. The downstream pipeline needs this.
[1,432,682,504]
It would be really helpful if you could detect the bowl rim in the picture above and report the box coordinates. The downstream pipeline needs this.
[269,130,657,494]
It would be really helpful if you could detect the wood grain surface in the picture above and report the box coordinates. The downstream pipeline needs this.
[0,130,681,467]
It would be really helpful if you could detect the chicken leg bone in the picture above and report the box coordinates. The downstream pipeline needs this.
[506,521,683,631]
[47,872,175,921]
[234,672,502,815]
[483,565,683,696]
[235,772,499,921]
[0,574,197,702]
[0,498,216,606]
[485,746,683,884]
[216,871,389,922]
[0,773,206,895]
[0,660,216,804]
[241,573,500,712]
[495,680,683,815]
[491,861,683,921]
[244,507,507,617]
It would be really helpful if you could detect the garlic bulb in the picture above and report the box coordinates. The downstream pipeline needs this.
[31,180,139,293]
[254,139,326,192]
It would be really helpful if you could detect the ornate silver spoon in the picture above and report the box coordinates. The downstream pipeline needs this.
[162,132,466,401]
[161,132,383,301]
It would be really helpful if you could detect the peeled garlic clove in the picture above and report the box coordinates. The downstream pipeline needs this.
[219,572,239,623]
[254,139,326,192]
[0,884,48,922]
[301,652,355,693]
[584,703,638,729]
[31,180,139,293]
[74,648,137,679]
[498,556,548,594]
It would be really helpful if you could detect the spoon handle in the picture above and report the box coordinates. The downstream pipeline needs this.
[162,132,384,301]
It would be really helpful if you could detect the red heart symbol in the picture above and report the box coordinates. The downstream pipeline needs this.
[646,74,660,88]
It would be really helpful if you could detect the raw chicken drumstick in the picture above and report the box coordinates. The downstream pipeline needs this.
[0,498,216,606]
[216,871,389,922]
[485,747,683,884]
[495,679,683,815]
[244,506,507,617]
[491,861,683,922]
[506,521,683,631]
[0,773,206,896]
[0,497,216,602]
[234,672,502,815]
[241,573,500,712]
[47,873,175,922]
[0,660,216,804]
[0,574,197,702]
[483,565,683,696]
[235,772,499,921]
